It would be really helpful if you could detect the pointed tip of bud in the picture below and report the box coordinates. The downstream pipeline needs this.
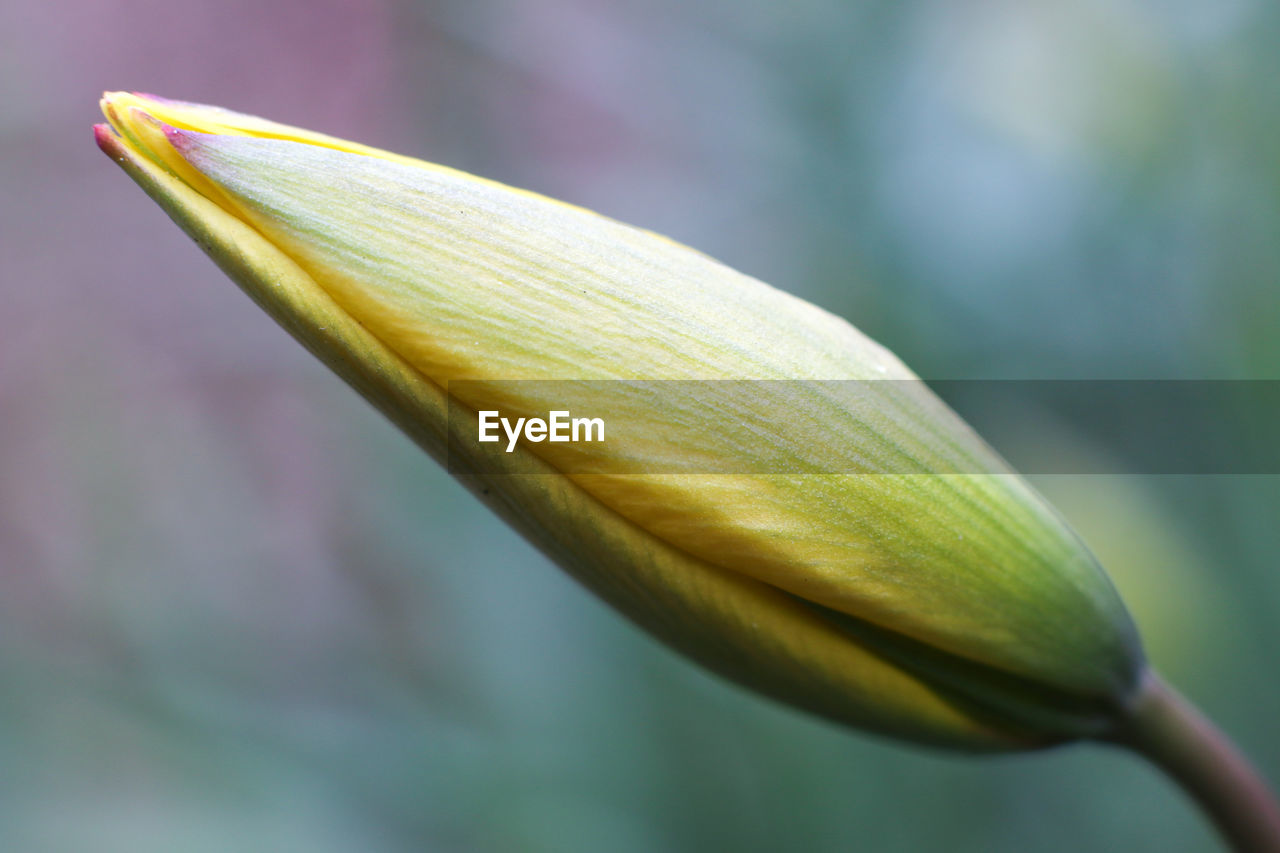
[92,122,120,155]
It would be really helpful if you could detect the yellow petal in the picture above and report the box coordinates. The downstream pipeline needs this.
[97,92,1147,748]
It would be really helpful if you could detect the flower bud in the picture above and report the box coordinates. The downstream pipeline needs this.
[96,92,1146,751]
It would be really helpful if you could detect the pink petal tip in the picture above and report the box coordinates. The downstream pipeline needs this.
[94,123,124,157]
[160,122,196,152]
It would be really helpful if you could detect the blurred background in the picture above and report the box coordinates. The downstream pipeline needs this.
[2,0,1278,850]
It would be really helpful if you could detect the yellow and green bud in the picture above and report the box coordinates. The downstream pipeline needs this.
[96,92,1146,752]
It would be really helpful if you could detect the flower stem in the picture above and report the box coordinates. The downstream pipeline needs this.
[1110,672,1280,853]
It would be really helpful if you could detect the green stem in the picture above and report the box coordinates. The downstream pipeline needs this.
[1109,672,1280,853]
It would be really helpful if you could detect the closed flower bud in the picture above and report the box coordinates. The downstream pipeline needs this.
[96,92,1146,752]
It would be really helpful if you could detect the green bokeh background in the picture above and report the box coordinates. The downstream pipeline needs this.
[1,1,1277,850]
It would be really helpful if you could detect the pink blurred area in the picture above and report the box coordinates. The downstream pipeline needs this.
[0,4,464,839]
[1,0,408,663]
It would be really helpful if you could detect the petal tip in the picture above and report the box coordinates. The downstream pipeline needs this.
[160,121,198,152]
[100,90,132,111]
[93,122,123,157]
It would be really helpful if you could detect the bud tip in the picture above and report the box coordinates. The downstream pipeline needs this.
[93,122,122,157]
